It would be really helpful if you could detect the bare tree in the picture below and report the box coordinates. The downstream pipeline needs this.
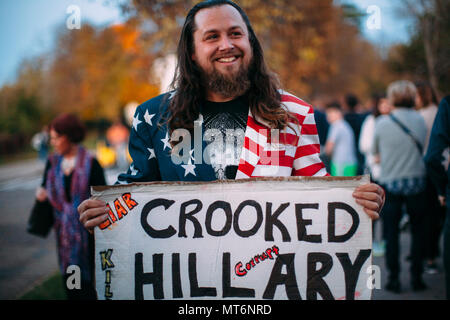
[403,0,450,100]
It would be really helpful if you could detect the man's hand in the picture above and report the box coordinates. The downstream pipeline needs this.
[352,183,385,220]
[78,199,110,234]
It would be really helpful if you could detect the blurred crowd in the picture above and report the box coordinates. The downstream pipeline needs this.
[32,118,131,170]
[28,79,449,299]
[314,80,449,294]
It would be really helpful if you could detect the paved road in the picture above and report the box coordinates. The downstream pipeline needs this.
[0,159,446,299]
[0,158,121,299]
[372,227,446,299]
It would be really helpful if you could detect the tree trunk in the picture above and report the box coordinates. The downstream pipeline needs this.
[422,10,443,101]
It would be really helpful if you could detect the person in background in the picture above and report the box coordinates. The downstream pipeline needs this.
[31,125,50,162]
[106,119,130,170]
[325,101,357,176]
[360,93,392,180]
[415,81,445,275]
[343,93,369,175]
[415,81,438,152]
[373,80,428,293]
[424,95,450,299]
[312,100,330,172]
[359,93,392,257]
[35,113,106,300]
[313,99,330,147]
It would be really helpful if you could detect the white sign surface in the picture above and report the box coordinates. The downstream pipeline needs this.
[93,176,372,300]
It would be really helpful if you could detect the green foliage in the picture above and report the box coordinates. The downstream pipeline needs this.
[386,0,450,99]
[0,56,53,138]
[0,88,43,136]
[387,36,427,75]
[14,91,41,134]
[387,29,449,95]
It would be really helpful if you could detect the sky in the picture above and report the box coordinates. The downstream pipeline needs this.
[340,0,415,46]
[0,0,415,88]
[0,0,125,86]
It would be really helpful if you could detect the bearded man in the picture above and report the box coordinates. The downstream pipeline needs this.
[79,0,384,231]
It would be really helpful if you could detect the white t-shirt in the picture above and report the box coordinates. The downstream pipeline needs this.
[359,115,381,180]
[326,119,357,165]
[418,104,438,154]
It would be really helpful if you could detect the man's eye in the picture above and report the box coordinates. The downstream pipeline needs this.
[206,34,218,40]
[231,31,242,37]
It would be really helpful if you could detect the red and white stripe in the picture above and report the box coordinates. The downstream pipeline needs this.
[235,90,329,179]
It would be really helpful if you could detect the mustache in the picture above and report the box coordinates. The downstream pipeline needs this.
[211,49,243,60]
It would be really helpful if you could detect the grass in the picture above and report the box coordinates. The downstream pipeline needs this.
[19,271,67,300]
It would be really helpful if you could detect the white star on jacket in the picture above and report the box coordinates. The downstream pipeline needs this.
[147,148,155,160]
[132,114,142,131]
[129,164,138,176]
[181,157,196,177]
[144,110,155,126]
[161,132,172,150]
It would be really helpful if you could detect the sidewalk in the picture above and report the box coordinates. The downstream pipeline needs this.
[372,227,446,299]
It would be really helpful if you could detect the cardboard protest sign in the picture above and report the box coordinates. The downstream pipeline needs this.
[93,176,372,300]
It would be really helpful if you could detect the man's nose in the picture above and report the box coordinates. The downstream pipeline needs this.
[218,36,234,51]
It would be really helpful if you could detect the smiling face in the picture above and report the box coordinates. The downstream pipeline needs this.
[191,5,253,100]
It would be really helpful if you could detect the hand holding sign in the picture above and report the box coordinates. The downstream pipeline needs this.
[353,183,385,220]
[91,176,374,300]
[78,199,110,234]
[78,180,383,232]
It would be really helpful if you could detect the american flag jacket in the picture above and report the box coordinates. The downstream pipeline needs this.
[116,90,328,184]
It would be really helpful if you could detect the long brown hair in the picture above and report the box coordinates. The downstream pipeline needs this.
[415,80,438,109]
[166,0,296,135]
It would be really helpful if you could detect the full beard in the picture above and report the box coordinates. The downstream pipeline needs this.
[202,63,251,99]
